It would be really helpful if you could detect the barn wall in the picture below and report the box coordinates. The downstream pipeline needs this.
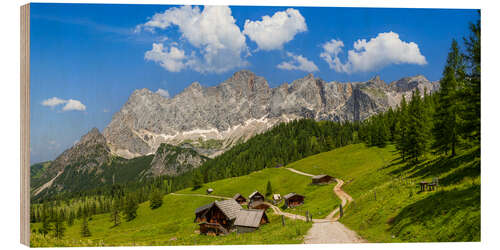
[236,226,257,234]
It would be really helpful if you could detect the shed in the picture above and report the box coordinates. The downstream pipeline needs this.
[272,194,281,201]
[206,188,214,194]
[283,193,305,208]
[195,199,242,235]
[248,201,270,210]
[234,209,269,233]
[311,175,334,185]
[248,191,265,204]
[233,193,247,204]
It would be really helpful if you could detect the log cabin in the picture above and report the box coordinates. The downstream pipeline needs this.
[195,199,242,235]
[248,200,270,210]
[248,191,265,205]
[233,193,247,204]
[234,209,269,233]
[283,193,305,208]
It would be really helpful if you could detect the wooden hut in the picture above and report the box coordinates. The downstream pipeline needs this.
[234,209,269,233]
[206,188,214,194]
[248,191,265,204]
[248,201,270,210]
[283,193,305,208]
[195,199,242,235]
[233,193,247,204]
[311,175,334,185]
[272,194,281,202]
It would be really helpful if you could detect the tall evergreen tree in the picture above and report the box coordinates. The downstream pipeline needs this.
[80,216,91,237]
[52,213,66,239]
[149,189,163,210]
[265,180,273,197]
[395,96,409,160]
[407,89,430,162]
[432,40,465,156]
[123,195,139,221]
[110,199,122,227]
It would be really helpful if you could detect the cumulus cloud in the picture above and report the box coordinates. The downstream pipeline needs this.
[41,97,67,107]
[320,32,427,74]
[41,97,86,112]
[145,43,189,72]
[62,99,86,111]
[138,6,248,73]
[155,88,170,98]
[277,52,318,72]
[243,8,307,51]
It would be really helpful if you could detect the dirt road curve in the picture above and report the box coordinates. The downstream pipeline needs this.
[170,193,230,200]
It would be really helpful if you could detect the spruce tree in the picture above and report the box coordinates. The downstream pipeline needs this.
[40,217,52,236]
[265,180,273,197]
[52,213,66,239]
[80,216,91,237]
[433,40,465,156]
[407,89,430,162]
[149,189,163,210]
[110,199,122,227]
[123,195,139,221]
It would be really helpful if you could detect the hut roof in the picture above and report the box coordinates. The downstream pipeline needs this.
[249,191,264,199]
[234,209,266,228]
[283,192,304,200]
[272,194,281,200]
[207,188,214,192]
[312,174,330,180]
[214,199,242,220]
[233,193,246,200]
[195,202,214,214]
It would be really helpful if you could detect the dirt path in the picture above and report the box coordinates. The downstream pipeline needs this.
[170,193,231,200]
[284,168,365,244]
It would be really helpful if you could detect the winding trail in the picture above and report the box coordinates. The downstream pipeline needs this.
[172,167,365,243]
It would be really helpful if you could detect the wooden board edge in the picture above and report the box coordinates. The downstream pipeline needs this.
[20,3,30,247]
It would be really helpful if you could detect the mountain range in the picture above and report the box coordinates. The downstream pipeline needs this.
[30,70,439,199]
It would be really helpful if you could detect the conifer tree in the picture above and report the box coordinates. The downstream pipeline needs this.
[265,180,273,197]
[110,199,122,227]
[406,89,430,162]
[80,215,91,237]
[433,40,465,156]
[123,195,139,221]
[149,189,163,210]
[40,217,52,236]
[53,213,66,239]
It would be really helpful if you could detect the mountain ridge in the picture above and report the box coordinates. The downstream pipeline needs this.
[103,70,439,159]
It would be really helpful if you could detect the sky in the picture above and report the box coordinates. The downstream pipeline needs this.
[29,3,478,164]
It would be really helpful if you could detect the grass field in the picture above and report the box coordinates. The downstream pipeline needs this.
[30,143,480,246]
[289,143,480,242]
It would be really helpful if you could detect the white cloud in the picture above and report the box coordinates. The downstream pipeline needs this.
[320,32,427,74]
[41,97,67,107]
[41,97,86,112]
[145,43,188,72]
[62,99,86,111]
[138,6,248,73]
[155,88,170,98]
[243,8,307,51]
[277,52,318,72]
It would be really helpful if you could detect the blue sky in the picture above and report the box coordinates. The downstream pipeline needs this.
[29,3,478,164]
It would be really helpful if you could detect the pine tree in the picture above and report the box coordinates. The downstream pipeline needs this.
[461,15,481,144]
[406,89,430,162]
[40,217,52,236]
[432,40,465,156]
[52,213,66,239]
[80,216,91,237]
[395,96,409,160]
[110,199,122,227]
[265,180,273,197]
[149,189,163,210]
[123,195,139,221]
[192,170,203,190]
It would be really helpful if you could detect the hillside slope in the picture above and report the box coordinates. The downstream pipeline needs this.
[288,143,480,242]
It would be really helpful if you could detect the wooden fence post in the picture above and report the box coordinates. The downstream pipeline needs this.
[281,215,285,226]
[374,190,377,201]
[306,210,309,222]
[339,204,343,218]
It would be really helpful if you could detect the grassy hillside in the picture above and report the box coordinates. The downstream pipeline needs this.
[31,194,310,247]
[177,167,341,218]
[289,143,480,242]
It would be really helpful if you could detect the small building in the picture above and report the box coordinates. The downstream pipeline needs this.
[283,193,305,208]
[248,191,265,204]
[195,199,242,235]
[272,194,281,201]
[206,188,214,194]
[234,209,269,233]
[248,200,270,210]
[233,193,247,204]
[312,175,334,185]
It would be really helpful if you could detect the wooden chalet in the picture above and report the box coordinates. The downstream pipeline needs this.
[195,199,242,235]
[233,193,247,204]
[248,200,270,210]
[311,174,334,185]
[283,193,305,208]
[248,191,265,204]
[234,209,269,233]
[206,188,214,194]
[272,194,281,201]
